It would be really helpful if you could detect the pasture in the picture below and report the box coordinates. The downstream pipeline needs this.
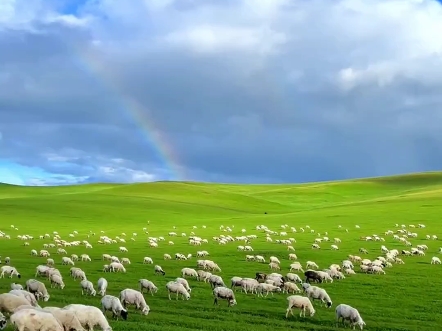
[1,172,442,331]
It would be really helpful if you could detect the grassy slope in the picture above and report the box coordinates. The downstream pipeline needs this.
[1,172,442,331]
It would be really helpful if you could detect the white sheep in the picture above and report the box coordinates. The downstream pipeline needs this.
[62,257,75,266]
[286,295,316,318]
[154,265,165,275]
[283,282,301,294]
[213,287,237,306]
[139,279,158,296]
[197,270,212,282]
[49,274,65,289]
[305,286,332,307]
[431,257,441,264]
[175,278,192,293]
[335,303,366,329]
[10,308,63,331]
[286,273,302,283]
[80,280,97,296]
[109,262,126,273]
[42,307,84,331]
[143,257,153,264]
[9,290,40,307]
[181,267,198,278]
[10,283,23,290]
[0,266,21,279]
[119,289,150,315]
[101,295,128,320]
[306,261,319,269]
[208,275,226,288]
[257,283,281,297]
[64,304,112,331]
[72,269,87,280]
[0,293,34,314]
[97,278,108,297]
[165,281,191,300]
[25,279,50,301]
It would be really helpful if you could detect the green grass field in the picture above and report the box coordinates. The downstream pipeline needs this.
[1,172,442,331]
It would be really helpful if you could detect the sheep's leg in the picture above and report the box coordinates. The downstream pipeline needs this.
[176,292,179,300]
[168,292,172,300]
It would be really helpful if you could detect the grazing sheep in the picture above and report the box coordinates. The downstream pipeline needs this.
[165,281,191,300]
[9,290,39,307]
[80,280,97,296]
[336,303,366,330]
[181,268,198,278]
[143,257,153,264]
[139,279,158,296]
[286,295,316,318]
[286,273,302,283]
[154,265,165,275]
[72,269,87,280]
[269,262,281,270]
[119,289,150,315]
[175,278,192,293]
[49,274,65,289]
[306,261,319,269]
[109,262,126,273]
[101,295,128,320]
[257,283,281,297]
[25,280,50,302]
[0,293,31,314]
[197,270,212,282]
[0,266,21,279]
[305,286,332,307]
[431,257,441,264]
[41,307,84,331]
[213,287,237,307]
[10,308,63,331]
[282,282,301,294]
[208,275,226,288]
[97,278,108,297]
[10,283,23,290]
[304,270,322,283]
[64,304,112,331]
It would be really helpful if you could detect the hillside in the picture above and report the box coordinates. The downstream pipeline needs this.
[1,171,442,331]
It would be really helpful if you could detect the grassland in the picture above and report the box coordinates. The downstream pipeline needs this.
[1,172,442,331]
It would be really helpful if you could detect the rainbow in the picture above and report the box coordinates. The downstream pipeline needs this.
[72,45,185,181]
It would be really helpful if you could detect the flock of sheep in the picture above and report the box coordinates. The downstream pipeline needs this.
[0,221,440,331]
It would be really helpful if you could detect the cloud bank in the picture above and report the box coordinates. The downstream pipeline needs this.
[1,0,442,185]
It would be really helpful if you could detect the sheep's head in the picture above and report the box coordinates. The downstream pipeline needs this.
[326,301,332,308]
[141,307,150,315]
[43,294,50,302]
[120,310,128,320]
[229,298,237,306]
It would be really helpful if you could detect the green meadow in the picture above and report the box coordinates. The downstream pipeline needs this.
[1,172,442,331]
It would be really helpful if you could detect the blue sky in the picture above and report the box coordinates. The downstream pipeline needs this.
[1,0,442,186]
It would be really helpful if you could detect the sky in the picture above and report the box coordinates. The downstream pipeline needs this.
[1,0,442,186]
